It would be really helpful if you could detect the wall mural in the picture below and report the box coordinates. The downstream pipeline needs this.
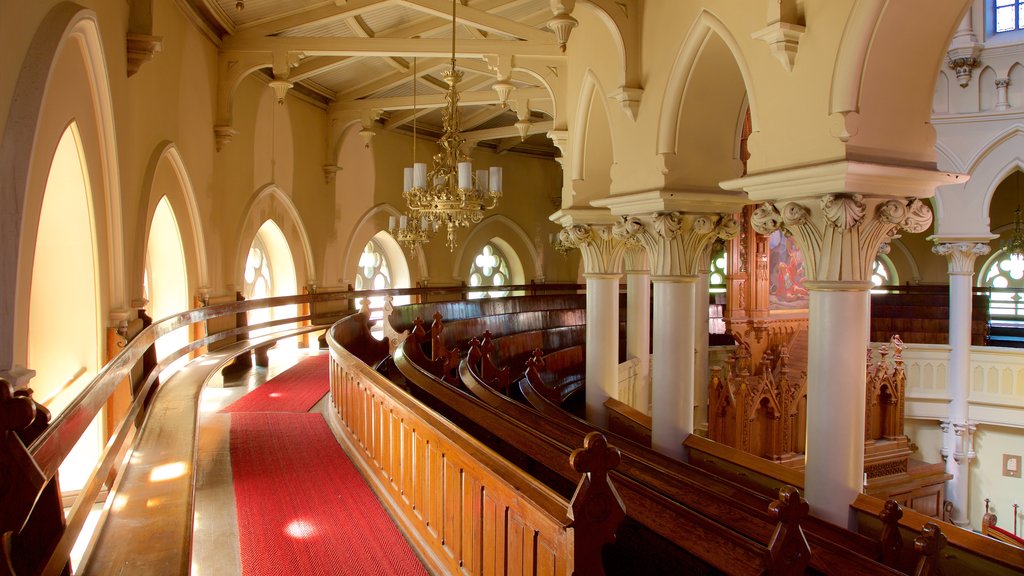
[768,230,808,309]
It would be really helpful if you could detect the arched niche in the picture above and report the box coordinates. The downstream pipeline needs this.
[137,142,208,303]
[452,215,537,284]
[569,69,614,205]
[933,70,950,114]
[145,196,190,361]
[336,204,421,289]
[980,66,998,111]
[253,86,295,191]
[664,28,747,189]
[235,185,315,292]
[830,0,970,165]
[2,5,124,380]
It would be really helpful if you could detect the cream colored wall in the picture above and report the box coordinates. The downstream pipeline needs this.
[970,425,1024,532]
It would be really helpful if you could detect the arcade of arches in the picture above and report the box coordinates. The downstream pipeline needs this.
[4,0,1024,559]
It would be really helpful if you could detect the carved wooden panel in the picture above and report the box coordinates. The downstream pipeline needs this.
[329,346,573,576]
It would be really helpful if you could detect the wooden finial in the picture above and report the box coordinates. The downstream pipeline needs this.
[912,523,947,576]
[878,499,904,566]
[568,432,625,576]
[767,485,811,575]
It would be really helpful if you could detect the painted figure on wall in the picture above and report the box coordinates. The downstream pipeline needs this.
[768,231,808,309]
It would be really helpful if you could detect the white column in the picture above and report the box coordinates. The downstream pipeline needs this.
[624,248,650,413]
[933,241,989,527]
[694,265,711,429]
[651,276,697,458]
[560,224,635,429]
[585,273,621,428]
[996,78,1011,111]
[804,281,871,528]
[749,193,934,528]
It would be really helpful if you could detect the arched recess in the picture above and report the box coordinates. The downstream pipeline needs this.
[570,69,614,204]
[242,220,299,344]
[336,204,422,289]
[662,24,748,189]
[935,128,1024,239]
[658,10,758,157]
[452,215,537,283]
[2,5,124,380]
[253,86,295,190]
[28,122,107,495]
[979,66,998,112]
[933,70,950,114]
[576,1,629,89]
[829,0,969,163]
[235,185,315,291]
[137,142,208,302]
[144,197,189,361]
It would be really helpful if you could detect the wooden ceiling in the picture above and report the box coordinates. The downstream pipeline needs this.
[191,0,565,157]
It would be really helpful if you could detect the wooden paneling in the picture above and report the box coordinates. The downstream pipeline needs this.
[329,331,574,576]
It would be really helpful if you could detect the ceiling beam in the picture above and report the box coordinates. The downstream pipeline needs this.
[289,56,352,81]
[463,120,555,143]
[395,0,552,42]
[335,57,447,101]
[331,87,550,112]
[459,105,509,130]
[233,0,393,39]
[222,36,563,58]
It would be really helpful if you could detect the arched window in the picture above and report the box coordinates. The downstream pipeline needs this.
[996,0,1024,32]
[980,249,1024,316]
[355,238,392,331]
[871,255,899,288]
[708,248,728,334]
[468,243,511,299]
[243,235,273,299]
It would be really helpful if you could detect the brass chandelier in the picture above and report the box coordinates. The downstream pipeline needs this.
[1004,171,1024,261]
[398,0,503,251]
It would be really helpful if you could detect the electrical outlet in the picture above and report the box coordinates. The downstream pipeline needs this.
[1004,454,1022,478]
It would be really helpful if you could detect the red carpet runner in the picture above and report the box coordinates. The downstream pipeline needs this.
[229,412,428,576]
[221,354,330,413]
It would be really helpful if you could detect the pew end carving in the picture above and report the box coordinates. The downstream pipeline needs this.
[568,432,626,576]
[766,485,811,575]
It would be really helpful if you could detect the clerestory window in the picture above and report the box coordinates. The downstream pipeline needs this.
[996,0,1024,32]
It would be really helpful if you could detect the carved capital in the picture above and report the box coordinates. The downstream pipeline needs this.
[560,224,630,275]
[932,242,989,275]
[126,33,163,77]
[756,195,932,283]
[751,21,805,72]
[633,212,733,276]
[947,56,980,87]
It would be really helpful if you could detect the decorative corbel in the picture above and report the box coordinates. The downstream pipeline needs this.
[751,0,805,71]
[512,98,531,141]
[609,87,643,122]
[486,55,515,107]
[946,11,983,88]
[547,0,578,52]
[127,0,163,77]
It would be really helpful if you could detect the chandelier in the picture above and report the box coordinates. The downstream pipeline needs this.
[1004,171,1024,261]
[399,0,503,251]
[389,213,435,251]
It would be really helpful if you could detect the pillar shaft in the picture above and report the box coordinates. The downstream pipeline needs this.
[651,276,696,459]
[805,282,870,527]
[933,241,988,527]
[693,269,711,428]
[625,269,651,412]
[585,273,620,428]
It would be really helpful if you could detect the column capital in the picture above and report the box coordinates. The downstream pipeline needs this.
[559,221,636,274]
[931,242,989,275]
[623,245,649,273]
[623,212,739,277]
[751,194,932,283]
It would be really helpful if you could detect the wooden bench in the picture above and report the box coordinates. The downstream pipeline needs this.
[403,325,901,575]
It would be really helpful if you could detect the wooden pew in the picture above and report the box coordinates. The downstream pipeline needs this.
[402,323,901,575]
[326,312,624,576]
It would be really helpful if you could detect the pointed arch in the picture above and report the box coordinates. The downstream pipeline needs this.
[138,142,208,300]
[657,9,757,157]
[340,204,421,288]
[452,214,539,282]
[2,5,123,376]
[571,68,615,182]
[235,185,315,290]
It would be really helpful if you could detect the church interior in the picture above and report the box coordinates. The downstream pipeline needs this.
[3,0,1024,574]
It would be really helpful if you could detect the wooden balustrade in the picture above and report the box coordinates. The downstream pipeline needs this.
[327,312,623,575]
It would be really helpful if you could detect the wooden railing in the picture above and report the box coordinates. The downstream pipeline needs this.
[326,312,623,576]
[1,283,584,576]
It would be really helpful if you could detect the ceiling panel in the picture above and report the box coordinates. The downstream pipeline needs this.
[218,0,330,27]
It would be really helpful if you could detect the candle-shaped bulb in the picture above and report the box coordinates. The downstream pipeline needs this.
[388,215,396,230]
[413,163,427,188]
[489,166,502,196]
[458,162,472,189]
[403,167,413,192]
[399,215,408,230]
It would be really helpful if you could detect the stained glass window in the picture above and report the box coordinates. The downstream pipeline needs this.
[468,243,511,299]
